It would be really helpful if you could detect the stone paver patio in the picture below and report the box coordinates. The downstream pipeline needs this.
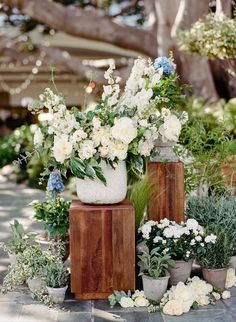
[0,175,236,322]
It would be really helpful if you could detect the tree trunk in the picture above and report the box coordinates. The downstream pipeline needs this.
[154,0,219,101]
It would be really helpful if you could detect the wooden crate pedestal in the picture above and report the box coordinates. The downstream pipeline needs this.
[148,162,185,223]
[70,200,135,300]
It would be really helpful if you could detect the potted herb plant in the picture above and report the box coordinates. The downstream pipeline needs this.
[43,261,69,304]
[138,218,205,286]
[0,220,34,265]
[138,246,175,302]
[197,227,233,291]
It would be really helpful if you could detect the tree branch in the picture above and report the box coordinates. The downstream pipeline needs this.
[112,0,138,18]
[2,0,155,57]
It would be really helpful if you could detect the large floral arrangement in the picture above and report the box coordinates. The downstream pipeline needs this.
[138,218,216,261]
[28,56,188,183]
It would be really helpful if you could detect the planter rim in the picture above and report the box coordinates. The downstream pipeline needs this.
[142,274,170,280]
[173,259,194,263]
[202,267,228,272]
[46,285,68,291]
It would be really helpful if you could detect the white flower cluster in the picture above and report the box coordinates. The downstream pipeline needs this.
[161,277,219,316]
[119,290,149,308]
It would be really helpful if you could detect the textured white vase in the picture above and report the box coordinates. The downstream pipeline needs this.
[151,138,179,162]
[76,161,127,204]
[46,285,68,304]
[142,275,169,302]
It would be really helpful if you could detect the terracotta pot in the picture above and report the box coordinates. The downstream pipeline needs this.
[168,259,193,286]
[202,267,228,292]
[142,274,169,302]
[230,255,236,270]
[46,285,68,304]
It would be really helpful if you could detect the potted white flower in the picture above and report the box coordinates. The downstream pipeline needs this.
[43,261,69,304]
[138,246,175,302]
[138,218,204,285]
[26,56,187,204]
[197,227,233,291]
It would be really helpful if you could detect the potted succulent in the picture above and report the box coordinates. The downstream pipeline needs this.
[138,246,175,302]
[197,227,233,291]
[138,218,204,286]
[31,172,71,260]
[0,220,34,265]
[26,56,187,204]
[43,261,69,304]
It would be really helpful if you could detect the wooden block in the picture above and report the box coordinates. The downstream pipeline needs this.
[70,200,135,300]
[148,162,185,223]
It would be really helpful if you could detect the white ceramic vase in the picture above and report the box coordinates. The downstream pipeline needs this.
[168,259,193,286]
[142,275,169,302]
[46,285,68,304]
[76,161,127,204]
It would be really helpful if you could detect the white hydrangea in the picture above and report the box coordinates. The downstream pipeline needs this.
[71,129,87,145]
[159,114,182,142]
[138,140,154,157]
[78,140,96,160]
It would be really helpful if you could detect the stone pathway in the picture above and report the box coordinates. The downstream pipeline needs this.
[0,175,236,322]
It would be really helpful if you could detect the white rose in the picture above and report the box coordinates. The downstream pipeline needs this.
[222,290,231,300]
[163,300,184,316]
[195,235,202,242]
[108,140,128,161]
[197,295,210,306]
[111,117,137,144]
[134,296,149,307]
[186,219,199,231]
[98,146,109,158]
[225,268,236,289]
[71,129,87,145]
[132,290,145,299]
[34,128,43,146]
[53,134,72,163]
[138,140,153,157]
[153,236,163,243]
[159,114,182,142]
[212,292,221,300]
[119,297,134,308]
[163,227,175,238]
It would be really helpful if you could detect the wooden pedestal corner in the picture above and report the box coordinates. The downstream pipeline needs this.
[69,200,135,300]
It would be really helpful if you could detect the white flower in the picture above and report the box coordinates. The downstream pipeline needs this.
[119,297,134,308]
[108,140,128,161]
[159,114,182,142]
[197,295,210,306]
[212,292,221,300]
[102,85,113,96]
[222,290,231,300]
[53,134,72,163]
[204,234,217,244]
[190,239,196,246]
[163,227,174,238]
[138,140,153,157]
[186,219,199,231]
[92,117,101,129]
[33,128,43,146]
[225,268,236,289]
[71,129,87,145]
[160,218,170,227]
[132,290,145,299]
[163,300,184,316]
[93,127,111,147]
[153,236,163,243]
[78,140,96,160]
[111,117,137,145]
[134,296,149,307]
[195,235,202,242]
[98,146,109,158]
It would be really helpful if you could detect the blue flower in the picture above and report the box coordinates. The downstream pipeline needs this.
[47,172,64,193]
[154,57,176,75]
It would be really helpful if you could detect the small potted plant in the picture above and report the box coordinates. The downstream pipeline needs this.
[138,218,204,286]
[138,246,175,302]
[43,261,69,304]
[0,220,34,265]
[31,172,71,260]
[197,227,233,291]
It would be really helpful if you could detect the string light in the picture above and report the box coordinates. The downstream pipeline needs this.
[0,51,45,95]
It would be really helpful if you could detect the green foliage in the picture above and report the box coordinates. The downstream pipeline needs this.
[186,195,236,252]
[108,290,132,308]
[178,98,235,195]
[31,196,70,238]
[178,13,236,60]
[138,247,175,278]
[197,227,233,269]
[42,261,68,288]
[0,220,34,255]
[127,175,157,230]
